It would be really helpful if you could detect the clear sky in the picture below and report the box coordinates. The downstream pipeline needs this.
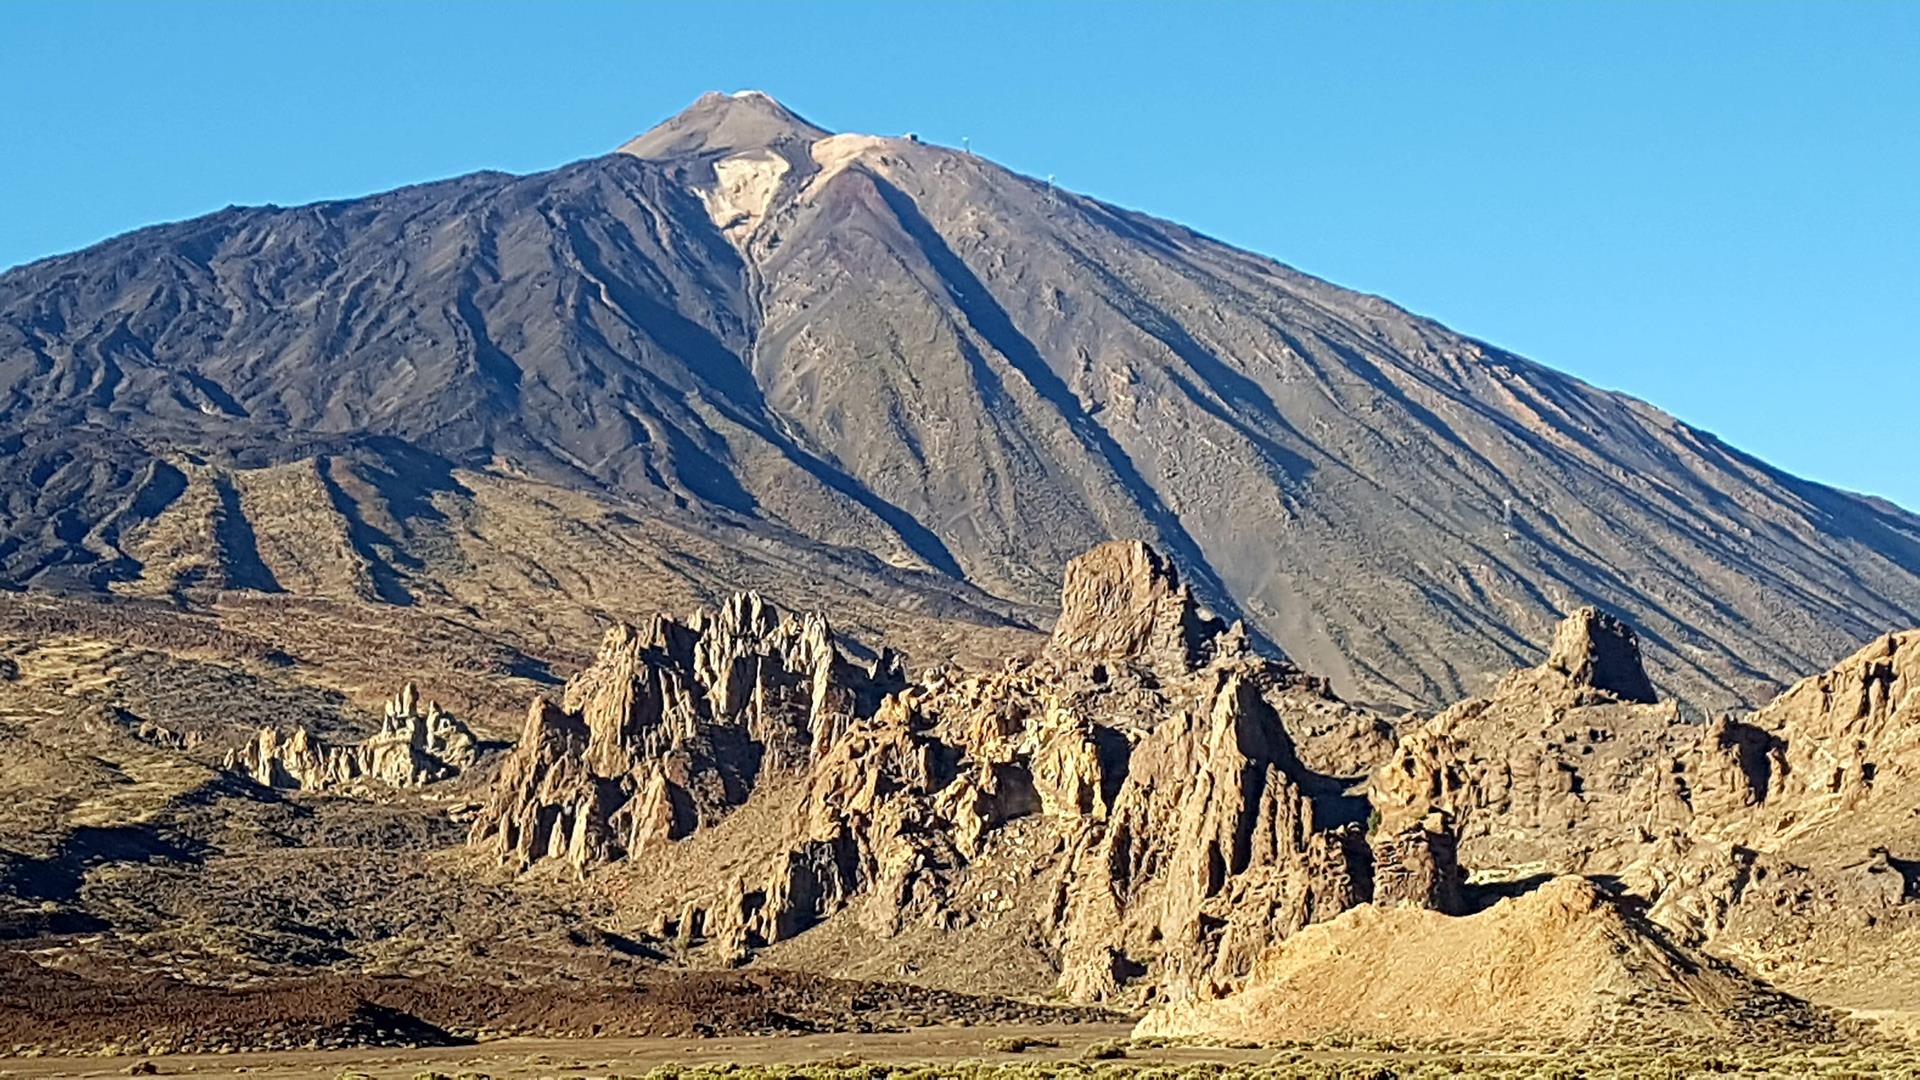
[3,2,1915,510]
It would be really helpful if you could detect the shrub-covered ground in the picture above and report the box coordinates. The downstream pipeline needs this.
[11,1030,1920,1080]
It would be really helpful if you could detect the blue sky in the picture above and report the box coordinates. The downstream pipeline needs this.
[3,2,1915,510]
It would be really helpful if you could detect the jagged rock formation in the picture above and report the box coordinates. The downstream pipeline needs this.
[1691,630,1920,842]
[1370,621,1920,897]
[1043,541,1224,668]
[1546,608,1660,705]
[1043,653,1370,1002]
[3,92,1919,714]
[475,541,1399,1004]
[461,553,1920,1031]
[1135,875,1842,1047]
[1615,633,1920,1018]
[225,684,479,790]
[1365,612,1920,889]
[468,593,905,872]
[1369,606,1694,877]
[679,542,1380,1004]
[1363,611,1920,1032]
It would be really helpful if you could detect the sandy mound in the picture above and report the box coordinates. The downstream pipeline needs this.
[1136,876,1839,1047]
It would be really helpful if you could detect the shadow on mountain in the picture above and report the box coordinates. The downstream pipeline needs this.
[0,824,210,907]
[870,174,1245,624]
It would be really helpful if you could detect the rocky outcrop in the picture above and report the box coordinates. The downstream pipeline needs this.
[466,558,1920,1027]
[1546,608,1660,705]
[1044,541,1226,671]
[1363,612,1920,1031]
[1369,607,1691,877]
[575,541,1392,1005]
[468,593,904,873]
[1620,633,1920,1006]
[1368,811,1464,914]
[1364,613,1920,886]
[225,684,478,790]
[1616,632,1920,909]
[1695,630,1920,839]
[1049,666,1370,1001]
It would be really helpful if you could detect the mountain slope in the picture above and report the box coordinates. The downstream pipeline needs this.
[3,90,1918,708]
[1134,876,1841,1047]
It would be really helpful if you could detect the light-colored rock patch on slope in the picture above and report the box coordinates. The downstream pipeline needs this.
[696,149,790,246]
[804,134,894,199]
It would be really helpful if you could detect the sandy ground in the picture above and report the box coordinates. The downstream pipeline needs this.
[0,1024,1263,1080]
[7,1020,1920,1080]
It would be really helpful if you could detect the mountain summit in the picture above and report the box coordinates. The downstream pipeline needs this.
[618,89,829,160]
[0,93,1916,709]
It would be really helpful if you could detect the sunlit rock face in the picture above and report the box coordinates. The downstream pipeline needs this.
[226,683,479,791]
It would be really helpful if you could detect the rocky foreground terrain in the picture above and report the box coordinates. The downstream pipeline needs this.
[3,537,1918,1059]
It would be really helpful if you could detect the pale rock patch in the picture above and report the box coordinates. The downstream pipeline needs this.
[695,149,791,247]
[804,134,895,200]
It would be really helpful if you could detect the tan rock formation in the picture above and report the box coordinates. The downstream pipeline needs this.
[521,540,1399,1005]
[1045,540,1224,670]
[1369,607,1691,877]
[1363,613,1920,1030]
[1621,633,1920,1014]
[225,684,478,790]
[1546,607,1660,705]
[468,593,904,872]
[1619,633,1920,920]
[1048,668,1369,1001]
[464,554,1920,1027]
[1368,810,1464,914]
[1694,630,1920,843]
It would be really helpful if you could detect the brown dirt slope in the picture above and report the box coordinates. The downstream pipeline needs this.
[0,954,1113,1056]
[1134,876,1844,1047]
